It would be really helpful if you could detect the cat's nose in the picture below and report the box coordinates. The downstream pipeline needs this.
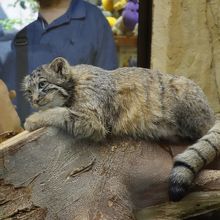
[32,99,39,104]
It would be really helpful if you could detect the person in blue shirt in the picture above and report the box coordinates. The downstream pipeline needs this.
[1,0,118,123]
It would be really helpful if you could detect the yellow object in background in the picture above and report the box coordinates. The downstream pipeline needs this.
[106,16,117,27]
[113,0,127,11]
[102,0,113,11]
[102,0,127,12]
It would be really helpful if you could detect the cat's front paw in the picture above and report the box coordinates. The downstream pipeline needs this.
[24,112,44,131]
[168,165,194,202]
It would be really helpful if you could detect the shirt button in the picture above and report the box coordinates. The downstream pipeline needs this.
[70,39,75,45]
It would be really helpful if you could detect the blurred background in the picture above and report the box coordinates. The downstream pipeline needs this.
[0,0,220,113]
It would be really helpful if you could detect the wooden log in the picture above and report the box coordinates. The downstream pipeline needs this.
[1,128,220,219]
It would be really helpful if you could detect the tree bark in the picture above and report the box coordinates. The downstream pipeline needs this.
[1,128,220,219]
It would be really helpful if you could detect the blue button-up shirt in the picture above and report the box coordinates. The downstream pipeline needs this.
[1,0,118,121]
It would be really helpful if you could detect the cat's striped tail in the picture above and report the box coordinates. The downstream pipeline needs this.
[169,115,220,201]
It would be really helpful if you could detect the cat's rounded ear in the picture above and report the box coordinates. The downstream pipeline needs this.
[49,57,70,76]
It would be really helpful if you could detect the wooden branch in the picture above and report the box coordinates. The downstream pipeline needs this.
[136,190,220,220]
[1,128,220,219]
[0,128,46,155]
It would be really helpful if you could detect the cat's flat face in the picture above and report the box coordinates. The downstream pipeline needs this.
[22,58,72,110]
[23,70,69,110]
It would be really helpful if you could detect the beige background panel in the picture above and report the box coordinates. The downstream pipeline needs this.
[152,0,220,113]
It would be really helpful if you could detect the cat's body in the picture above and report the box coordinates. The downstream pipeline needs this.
[23,57,220,202]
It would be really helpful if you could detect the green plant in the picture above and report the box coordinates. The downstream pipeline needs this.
[0,18,22,30]
[12,0,38,12]
[0,0,38,31]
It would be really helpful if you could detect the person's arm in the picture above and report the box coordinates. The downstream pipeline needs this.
[0,41,13,84]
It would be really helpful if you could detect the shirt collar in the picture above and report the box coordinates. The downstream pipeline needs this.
[69,0,86,19]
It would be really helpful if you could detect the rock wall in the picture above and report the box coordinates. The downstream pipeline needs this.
[151,0,220,113]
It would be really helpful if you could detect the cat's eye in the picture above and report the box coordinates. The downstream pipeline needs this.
[39,81,47,89]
